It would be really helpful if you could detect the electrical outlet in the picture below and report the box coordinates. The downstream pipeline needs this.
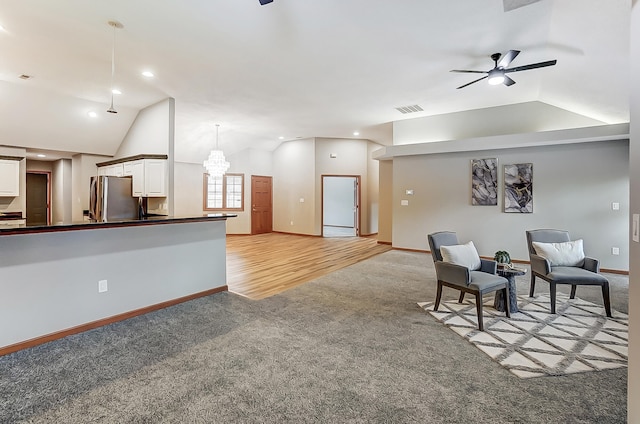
[98,279,108,293]
[611,247,620,255]
[612,202,620,211]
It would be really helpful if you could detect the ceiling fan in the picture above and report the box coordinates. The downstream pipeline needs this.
[451,50,557,89]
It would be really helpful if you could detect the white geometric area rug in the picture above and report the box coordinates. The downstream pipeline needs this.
[418,293,628,378]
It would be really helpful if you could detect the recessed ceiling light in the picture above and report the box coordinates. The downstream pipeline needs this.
[353,131,360,136]
[88,111,97,118]
[141,71,154,78]
[36,154,46,158]
[112,88,122,95]
[278,136,284,140]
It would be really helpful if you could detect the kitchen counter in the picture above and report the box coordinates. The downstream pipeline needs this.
[0,213,236,236]
[0,213,235,355]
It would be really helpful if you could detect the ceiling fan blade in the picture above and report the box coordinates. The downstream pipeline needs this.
[505,59,557,73]
[456,75,488,89]
[450,69,487,74]
[503,75,516,86]
[497,50,520,68]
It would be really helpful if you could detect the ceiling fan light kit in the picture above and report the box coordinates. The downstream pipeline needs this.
[451,49,557,89]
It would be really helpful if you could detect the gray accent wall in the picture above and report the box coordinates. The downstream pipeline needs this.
[391,140,629,271]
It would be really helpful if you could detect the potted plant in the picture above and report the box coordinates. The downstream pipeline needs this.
[494,250,511,265]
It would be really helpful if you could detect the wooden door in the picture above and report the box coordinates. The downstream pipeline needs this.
[251,175,272,234]
[26,172,50,225]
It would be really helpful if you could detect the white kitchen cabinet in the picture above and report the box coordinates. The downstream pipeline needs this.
[143,159,166,197]
[129,160,146,197]
[106,163,124,177]
[97,163,123,176]
[97,157,166,197]
[0,159,20,197]
[125,159,166,197]
[122,161,134,176]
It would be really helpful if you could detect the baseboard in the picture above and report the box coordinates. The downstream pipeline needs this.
[393,246,426,253]
[0,285,228,357]
[272,231,322,237]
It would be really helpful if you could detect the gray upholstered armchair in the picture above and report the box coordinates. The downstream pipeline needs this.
[428,231,510,331]
[526,229,611,317]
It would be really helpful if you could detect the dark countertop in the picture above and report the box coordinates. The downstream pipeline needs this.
[0,213,237,236]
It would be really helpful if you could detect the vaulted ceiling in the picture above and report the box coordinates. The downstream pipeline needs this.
[0,0,630,162]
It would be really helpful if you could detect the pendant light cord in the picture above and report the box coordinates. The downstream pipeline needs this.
[215,124,220,149]
[110,24,116,105]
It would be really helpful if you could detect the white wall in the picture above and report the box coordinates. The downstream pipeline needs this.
[115,99,172,158]
[272,137,379,236]
[115,98,175,215]
[51,159,72,224]
[273,139,316,234]
[173,148,273,234]
[173,162,205,218]
[367,141,380,236]
[391,140,629,271]
[378,160,393,243]
[627,0,639,421]
[71,154,111,221]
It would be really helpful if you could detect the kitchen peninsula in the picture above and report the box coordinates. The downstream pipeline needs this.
[0,214,235,355]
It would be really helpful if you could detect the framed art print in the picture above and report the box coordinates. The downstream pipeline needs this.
[504,163,533,213]
[471,158,498,206]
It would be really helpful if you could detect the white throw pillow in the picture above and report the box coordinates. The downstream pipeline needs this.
[440,241,481,271]
[532,239,585,267]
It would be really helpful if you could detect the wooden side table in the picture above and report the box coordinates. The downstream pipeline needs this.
[494,266,527,313]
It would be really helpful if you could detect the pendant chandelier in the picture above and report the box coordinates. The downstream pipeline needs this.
[203,124,230,177]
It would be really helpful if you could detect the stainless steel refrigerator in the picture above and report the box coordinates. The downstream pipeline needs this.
[89,176,139,221]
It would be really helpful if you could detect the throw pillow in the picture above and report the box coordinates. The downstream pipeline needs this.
[440,241,481,271]
[532,239,585,267]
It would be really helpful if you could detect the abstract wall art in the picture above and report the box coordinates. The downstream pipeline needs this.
[504,163,533,213]
[471,158,498,206]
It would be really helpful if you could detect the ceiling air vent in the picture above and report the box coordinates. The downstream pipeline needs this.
[395,104,423,114]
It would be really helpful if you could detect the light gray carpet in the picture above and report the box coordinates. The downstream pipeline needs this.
[0,250,629,423]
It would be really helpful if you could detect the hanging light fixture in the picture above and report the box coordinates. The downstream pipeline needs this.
[203,124,230,177]
[106,20,123,114]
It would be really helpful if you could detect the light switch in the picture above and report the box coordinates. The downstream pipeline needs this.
[401,200,409,206]
[299,198,305,203]
[612,202,620,210]
[612,247,620,255]
[405,189,414,195]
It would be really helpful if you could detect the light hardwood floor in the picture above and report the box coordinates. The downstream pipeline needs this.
[226,233,392,300]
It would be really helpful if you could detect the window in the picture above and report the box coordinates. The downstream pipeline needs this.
[203,173,244,211]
